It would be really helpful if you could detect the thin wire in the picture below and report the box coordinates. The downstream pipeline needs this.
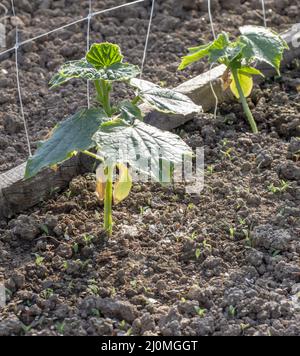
[208,0,216,40]
[92,0,145,17]
[0,0,147,57]
[0,3,8,20]
[21,17,86,46]
[140,0,155,76]
[207,0,218,118]
[11,0,32,156]
[209,64,219,119]
[261,0,267,27]
[86,0,92,109]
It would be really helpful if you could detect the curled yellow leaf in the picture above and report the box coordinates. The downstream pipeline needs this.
[230,70,253,99]
[113,163,132,205]
[95,164,106,202]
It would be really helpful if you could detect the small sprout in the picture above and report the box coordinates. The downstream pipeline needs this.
[110,287,117,297]
[72,242,79,254]
[189,232,197,241]
[293,150,300,162]
[40,288,54,299]
[228,305,236,317]
[139,206,149,216]
[240,323,250,332]
[56,322,65,335]
[130,279,138,290]
[126,328,133,336]
[194,306,206,318]
[195,248,201,259]
[91,308,100,317]
[21,324,32,334]
[187,203,195,210]
[35,254,45,267]
[83,234,94,245]
[268,180,291,194]
[203,239,212,251]
[206,165,214,175]
[87,280,100,295]
[181,297,187,303]
[272,249,281,257]
[229,227,236,240]
[119,320,127,331]
[49,186,60,196]
[239,218,246,226]
[40,224,49,235]
[221,147,233,161]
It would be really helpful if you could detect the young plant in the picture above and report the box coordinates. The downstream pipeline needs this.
[25,42,202,236]
[179,26,288,133]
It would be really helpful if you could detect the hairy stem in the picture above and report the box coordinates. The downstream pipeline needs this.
[94,79,112,117]
[131,96,141,106]
[231,67,258,134]
[104,165,113,236]
[82,150,104,163]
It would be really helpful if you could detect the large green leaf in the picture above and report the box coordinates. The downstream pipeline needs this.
[50,59,139,88]
[239,26,289,74]
[25,109,108,178]
[86,42,123,69]
[130,78,202,116]
[50,60,100,88]
[178,33,231,70]
[92,118,192,182]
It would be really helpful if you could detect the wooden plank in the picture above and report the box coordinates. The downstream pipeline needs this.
[1,25,299,219]
[0,157,82,218]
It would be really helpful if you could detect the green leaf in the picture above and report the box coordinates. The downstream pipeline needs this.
[49,59,100,88]
[101,63,140,81]
[25,109,108,178]
[178,33,230,70]
[209,42,245,65]
[239,26,288,74]
[50,59,139,88]
[118,101,143,123]
[92,118,192,182]
[86,42,123,69]
[130,78,202,116]
[238,66,264,77]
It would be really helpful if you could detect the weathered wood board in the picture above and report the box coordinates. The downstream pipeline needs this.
[1,26,299,219]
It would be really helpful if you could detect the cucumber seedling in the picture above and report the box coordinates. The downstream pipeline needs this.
[25,42,202,236]
[179,26,288,133]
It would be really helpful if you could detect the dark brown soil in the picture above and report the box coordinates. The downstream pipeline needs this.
[0,0,300,336]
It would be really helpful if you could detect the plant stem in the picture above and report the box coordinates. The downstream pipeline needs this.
[94,79,112,117]
[231,67,258,134]
[131,96,141,106]
[82,150,104,163]
[104,165,113,236]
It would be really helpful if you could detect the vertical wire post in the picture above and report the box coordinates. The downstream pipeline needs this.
[86,0,92,108]
[207,0,218,119]
[11,0,32,156]
[208,0,216,40]
[261,0,267,27]
[140,0,155,77]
